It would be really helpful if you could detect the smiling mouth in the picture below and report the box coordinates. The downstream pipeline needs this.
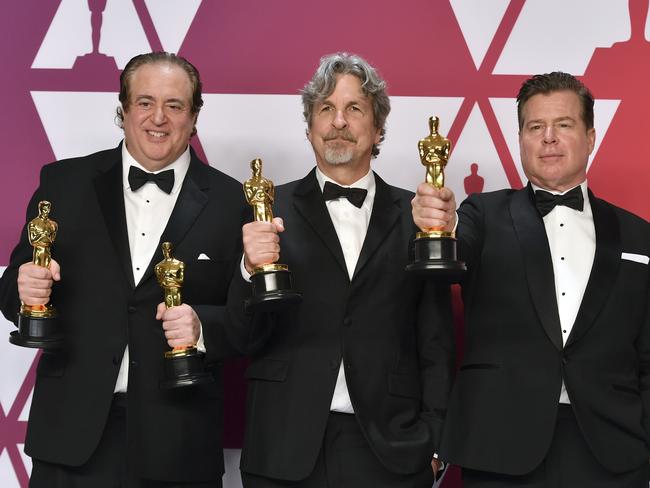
[147,130,168,138]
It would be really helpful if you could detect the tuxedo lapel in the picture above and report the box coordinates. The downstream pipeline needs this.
[566,192,621,346]
[510,186,563,351]
[292,170,348,277]
[138,153,210,286]
[93,147,135,289]
[352,173,401,280]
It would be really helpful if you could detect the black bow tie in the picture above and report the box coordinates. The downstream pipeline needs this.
[322,181,368,208]
[534,186,584,217]
[128,166,174,194]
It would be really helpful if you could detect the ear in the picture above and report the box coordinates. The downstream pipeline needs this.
[586,127,596,155]
[374,127,382,145]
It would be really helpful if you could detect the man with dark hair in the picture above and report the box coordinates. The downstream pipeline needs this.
[413,71,650,486]
[0,51,245,487]
[227,52,455,487]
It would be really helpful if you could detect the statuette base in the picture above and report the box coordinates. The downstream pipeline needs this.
[10,313,64,350]
[246,267,302,312]
[160,348,213,389]
[406,234,466,283]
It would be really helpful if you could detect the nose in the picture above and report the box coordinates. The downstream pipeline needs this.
[543,126,557,144]
[152,104,166,125]
[331,109,348,130]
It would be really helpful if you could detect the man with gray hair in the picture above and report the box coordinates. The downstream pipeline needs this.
[227,52,454,486]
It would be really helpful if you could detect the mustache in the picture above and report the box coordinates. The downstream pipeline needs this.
[323,130,357,143]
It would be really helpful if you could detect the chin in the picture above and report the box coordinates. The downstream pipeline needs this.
[324,150,353,166]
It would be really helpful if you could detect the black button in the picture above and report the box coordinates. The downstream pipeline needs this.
[130,360,137,367]
[560,223,564,227]
[561,257,565,260]
[128,306,137,313]
[343,317,352,327]
[560,352,568,365]
[561,292,566,296]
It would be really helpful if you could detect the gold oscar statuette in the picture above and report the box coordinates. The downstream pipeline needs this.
[405,116,466,282]
[156,242,212,388]
[10,201,64,349]
[243,158,301,311]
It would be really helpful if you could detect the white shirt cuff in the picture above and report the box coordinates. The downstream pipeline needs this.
[240,254,252,282]
[196,321,206,353]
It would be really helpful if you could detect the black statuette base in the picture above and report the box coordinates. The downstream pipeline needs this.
[160,350,214,389]
[10,314,64,350]
[246,269,302,312]
[405,235,466,283]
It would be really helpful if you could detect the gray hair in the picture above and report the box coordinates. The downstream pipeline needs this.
[301,52,390,157]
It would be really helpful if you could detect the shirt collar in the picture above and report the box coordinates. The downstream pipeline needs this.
[531,180,591,214]
[531,180,588,199]
[315,167,376,208]
[122,141,191,195]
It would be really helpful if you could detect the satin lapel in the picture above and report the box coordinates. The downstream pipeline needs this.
[510,187,563,351]
[566,192,621,347]
[93,150,135,289]
[352,173,400,280]
[138,155,210,286]
[292,170,348,277]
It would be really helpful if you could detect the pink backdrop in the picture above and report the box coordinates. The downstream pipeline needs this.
[1,1,649,486]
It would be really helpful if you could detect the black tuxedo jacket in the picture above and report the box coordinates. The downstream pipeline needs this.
[440,185,650,475]
[0,145,246,482]
[227,169,455,481]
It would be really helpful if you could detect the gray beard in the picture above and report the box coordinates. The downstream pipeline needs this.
[323,145,353,165]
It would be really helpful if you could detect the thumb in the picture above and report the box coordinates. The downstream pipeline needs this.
[50,259,61,281]
[155,302,166,320]
[273,217,285,233]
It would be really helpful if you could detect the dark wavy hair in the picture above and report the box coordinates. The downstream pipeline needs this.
[115,52,203,136]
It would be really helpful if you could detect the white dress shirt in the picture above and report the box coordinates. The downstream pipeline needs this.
[316,168,376,413]
[532,180,595,404]
[239,167,376,413]
[114,142,201,393]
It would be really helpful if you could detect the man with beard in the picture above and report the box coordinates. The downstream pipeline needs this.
[226,52,455,487]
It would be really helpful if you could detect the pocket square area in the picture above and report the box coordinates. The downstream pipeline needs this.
[621,252,649,265]
[197,253,211,261]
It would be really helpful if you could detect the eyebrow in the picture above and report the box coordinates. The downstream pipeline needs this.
[133,95,187,105]
[526,116,576,125]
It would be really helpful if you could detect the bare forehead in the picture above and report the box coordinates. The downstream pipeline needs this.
[521,90,582,120]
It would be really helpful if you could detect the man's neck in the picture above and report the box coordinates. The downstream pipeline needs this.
[316,161,371,186]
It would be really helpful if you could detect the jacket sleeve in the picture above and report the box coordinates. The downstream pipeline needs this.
[417,278,455,451]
